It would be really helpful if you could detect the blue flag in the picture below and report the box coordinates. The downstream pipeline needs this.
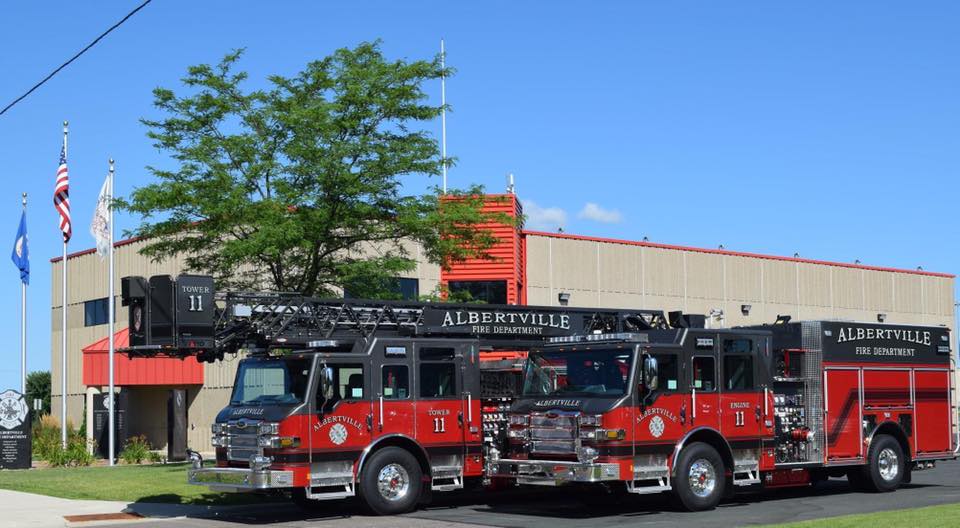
[11,211,28,285]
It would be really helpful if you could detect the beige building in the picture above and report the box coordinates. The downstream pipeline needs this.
[51,194,955,454]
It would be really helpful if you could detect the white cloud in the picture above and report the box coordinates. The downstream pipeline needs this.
[578,202,623,224]
[522,200,568,231]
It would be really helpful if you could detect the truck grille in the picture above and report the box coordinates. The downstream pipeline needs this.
[225,419,263,463]
[529,411,578,456]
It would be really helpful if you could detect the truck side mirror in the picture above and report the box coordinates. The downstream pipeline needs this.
[320,366,335,402]
[643,356,659,392]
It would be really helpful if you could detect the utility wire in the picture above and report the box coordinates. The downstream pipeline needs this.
[0,0,153,117]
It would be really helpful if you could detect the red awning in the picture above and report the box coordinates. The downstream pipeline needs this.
[82,328,204,387]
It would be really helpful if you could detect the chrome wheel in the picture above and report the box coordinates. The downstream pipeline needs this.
[688,458,717,498]
[878,447,899,481]
[377,463,410,501]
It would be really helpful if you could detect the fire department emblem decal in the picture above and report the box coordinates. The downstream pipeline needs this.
[328,423,348,445]
[0,390,28,430]
[648,415,665,438]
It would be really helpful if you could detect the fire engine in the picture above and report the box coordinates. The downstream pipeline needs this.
[121,274,956,515]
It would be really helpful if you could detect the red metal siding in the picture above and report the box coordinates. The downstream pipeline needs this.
[82,328,204,386]
[442,194,525,304]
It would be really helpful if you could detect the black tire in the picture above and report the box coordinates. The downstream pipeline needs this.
[860,434,906,492]
[358,447,423,515]
[672,442,726,511]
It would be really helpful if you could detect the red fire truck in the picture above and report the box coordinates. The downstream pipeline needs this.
[121,274,956,515]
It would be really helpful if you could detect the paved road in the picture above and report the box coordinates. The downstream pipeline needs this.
[105,460,960,528]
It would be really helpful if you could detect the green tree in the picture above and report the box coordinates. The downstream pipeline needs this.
[120,42,513,297]
[25,370,50,417]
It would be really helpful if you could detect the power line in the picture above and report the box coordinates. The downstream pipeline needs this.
[0,0,153,117]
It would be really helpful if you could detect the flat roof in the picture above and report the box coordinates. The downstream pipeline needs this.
[523,230,954,279]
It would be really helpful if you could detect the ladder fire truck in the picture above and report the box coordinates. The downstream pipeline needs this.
[121,274,956,514]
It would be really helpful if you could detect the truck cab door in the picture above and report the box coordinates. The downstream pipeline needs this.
[718,336,765,441]
[374,340,415,440]
[414,342,467,482]
[689,333,721,432]
[309,360,373,490]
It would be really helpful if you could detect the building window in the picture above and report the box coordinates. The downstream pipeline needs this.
[344,277,419,301]
[447,280,507,304]
[84,298,110,327]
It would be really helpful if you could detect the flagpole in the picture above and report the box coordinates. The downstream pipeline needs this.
[440,38,447,195]
[107,159,115,466]
[20,193,27,395]
[61,121,69,449]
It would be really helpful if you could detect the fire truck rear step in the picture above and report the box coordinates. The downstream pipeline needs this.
[431,466,465,491]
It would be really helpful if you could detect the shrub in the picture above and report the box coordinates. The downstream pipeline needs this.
[33,415,95,466]
[120,435,153,465]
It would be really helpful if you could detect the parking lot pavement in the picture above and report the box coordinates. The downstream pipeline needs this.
[88,459,960,528]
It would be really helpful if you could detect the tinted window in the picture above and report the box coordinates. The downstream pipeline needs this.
[652,353,679,391]
[231,357,311,405]
[318,364,365,412]
[724,355,754,391]
[343,277,419,301]
[724,339,752,355]
[84,298,110,327]
[420,363,457,398]
[692,356,716,391]
[524,349,633,397]
[382,365,409,399]
[448,280,507,304]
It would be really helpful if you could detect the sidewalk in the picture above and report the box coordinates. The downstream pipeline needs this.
[0,489,130,528]
[0,489,276,527]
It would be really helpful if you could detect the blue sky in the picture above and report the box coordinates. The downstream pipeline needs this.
[0,1,958,389]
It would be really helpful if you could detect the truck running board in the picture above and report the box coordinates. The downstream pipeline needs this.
[431,466,464,492]
[307,473,356,500]
[733,469,761,486]
[626,477,671,495]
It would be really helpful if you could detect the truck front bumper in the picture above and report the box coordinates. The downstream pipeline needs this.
[188,467,295,492]
[491,458,620,486]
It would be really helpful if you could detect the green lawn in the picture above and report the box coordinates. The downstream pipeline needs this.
[0,463,282,505]
[766,502,960,527]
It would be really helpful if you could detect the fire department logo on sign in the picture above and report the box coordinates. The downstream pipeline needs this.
[328,423,348,445]
[0,390,28,430]
[648,415,665,438]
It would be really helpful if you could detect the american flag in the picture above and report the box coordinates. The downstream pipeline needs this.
[54,146,71,243]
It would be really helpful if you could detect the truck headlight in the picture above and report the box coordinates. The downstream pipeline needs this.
[258,422,279,435]
[508,415,529,426]
[580,428,625,441]
[578,414,603,427]
[211,423,224,434]
[258,435,300,448]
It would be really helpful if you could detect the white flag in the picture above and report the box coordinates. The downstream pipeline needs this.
[90,174,111,259]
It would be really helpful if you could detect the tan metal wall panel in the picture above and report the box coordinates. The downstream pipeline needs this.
[524,236,552,288]
[644,248,684,298]
[762,260,798,305]
[832,268,864,309]
[550,238,599,292]
[684,252,723,300]
[798,263,832,308]
[863,270,894,312]
[597,243,641,294]
[725,256,763,302]
[893,274,924,314]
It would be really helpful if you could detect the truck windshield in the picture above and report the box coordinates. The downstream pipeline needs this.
[522,348,633,397]
[230,357,311,406]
